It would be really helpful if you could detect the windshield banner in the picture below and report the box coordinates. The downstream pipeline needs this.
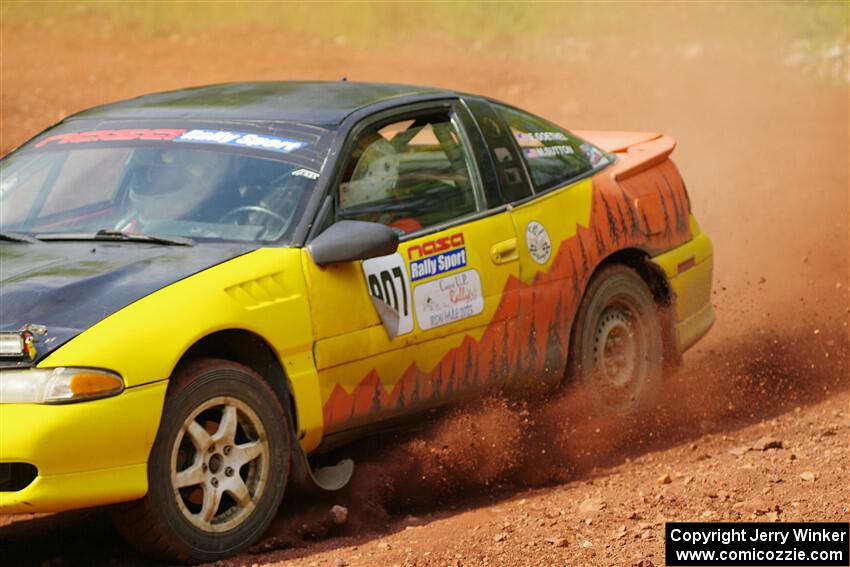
[34,128,305,153]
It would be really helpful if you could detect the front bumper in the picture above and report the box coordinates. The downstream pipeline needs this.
[0,380,167,513]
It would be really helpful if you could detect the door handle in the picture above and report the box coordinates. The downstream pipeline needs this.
[490,238,518,265]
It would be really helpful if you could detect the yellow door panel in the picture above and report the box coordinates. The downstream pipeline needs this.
[507,178,595,384]
[308,212,520,434]
[299,255,383,340]
[511,179,595,284]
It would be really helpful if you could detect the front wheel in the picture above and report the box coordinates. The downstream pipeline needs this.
[567,264,663,413]
[112,358,291,563]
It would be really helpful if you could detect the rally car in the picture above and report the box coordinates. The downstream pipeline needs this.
[0,81,714,562]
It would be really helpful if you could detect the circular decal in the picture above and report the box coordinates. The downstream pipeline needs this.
[526,221,552,265]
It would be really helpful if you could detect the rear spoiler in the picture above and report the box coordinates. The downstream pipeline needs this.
[574,130,676,181]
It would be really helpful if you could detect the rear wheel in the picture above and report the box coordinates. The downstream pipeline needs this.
[112,358,291,563]
[567,264,663,412]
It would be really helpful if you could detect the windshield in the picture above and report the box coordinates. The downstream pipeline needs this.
[0,125,329,243]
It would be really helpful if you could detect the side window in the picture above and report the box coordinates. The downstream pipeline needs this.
[495,104,609,192]
[336,113,479,235]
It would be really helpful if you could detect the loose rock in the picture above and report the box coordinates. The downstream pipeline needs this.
[729,445,751,457]
[578,497,606,514]
[738,498,771,516]
[753,436,783,451]
[329,505,348,525]
[614,525,628,539]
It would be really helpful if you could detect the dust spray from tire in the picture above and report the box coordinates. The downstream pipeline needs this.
[259,309,847,548]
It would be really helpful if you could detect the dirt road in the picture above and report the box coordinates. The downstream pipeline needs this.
[1,5,847,566]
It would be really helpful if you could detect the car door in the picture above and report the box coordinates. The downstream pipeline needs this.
[303,102,521,436]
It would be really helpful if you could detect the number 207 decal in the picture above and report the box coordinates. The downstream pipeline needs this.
[361,253,414,338]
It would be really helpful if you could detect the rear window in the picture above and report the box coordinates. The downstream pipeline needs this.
[494,104,610,192]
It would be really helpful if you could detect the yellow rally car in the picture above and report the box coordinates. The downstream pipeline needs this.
[0,81,714,562]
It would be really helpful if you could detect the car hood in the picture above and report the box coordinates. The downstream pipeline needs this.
[0,241,255,365]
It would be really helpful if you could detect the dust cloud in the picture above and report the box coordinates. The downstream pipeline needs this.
[264,316,847,546]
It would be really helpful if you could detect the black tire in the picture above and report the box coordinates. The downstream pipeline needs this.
[112,358,291,564]
[567,264,663,412]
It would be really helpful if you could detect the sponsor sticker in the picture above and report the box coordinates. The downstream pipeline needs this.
[579,143,610,167]
[362,253,414,339]
[413,269,484,331]
[176,129,304,153]
[409,247,467,282]
[524,145,575,159]
[291,168,320,180]
[526,220,552,264]
[407,231,468,281]
[32,128,308,155]
[514,131,568,142]
[407,232,465,260]
[35,128,186,148]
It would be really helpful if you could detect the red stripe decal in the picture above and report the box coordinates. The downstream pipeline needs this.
[35,129,187,148]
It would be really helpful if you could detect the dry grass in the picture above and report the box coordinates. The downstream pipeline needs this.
[2,1,846,55]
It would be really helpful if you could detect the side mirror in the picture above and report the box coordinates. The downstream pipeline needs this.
[307,220,399,265]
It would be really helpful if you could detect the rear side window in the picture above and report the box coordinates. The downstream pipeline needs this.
[495,104,609,192]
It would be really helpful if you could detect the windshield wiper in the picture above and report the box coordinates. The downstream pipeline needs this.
[0,231,40,243]
[37,230,194,247]
[94,229,194,246]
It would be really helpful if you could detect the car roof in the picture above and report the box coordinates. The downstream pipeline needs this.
[70,81,457,128]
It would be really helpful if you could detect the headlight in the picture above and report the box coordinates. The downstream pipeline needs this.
[0,368,124,404]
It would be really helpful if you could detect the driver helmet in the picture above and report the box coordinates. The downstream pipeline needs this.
[339,138,399,208]
[128,148,229,221]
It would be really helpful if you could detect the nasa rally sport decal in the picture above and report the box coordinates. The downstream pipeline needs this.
[407,232,467,282]
[361,253,414,339]
[525,220,552,264]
